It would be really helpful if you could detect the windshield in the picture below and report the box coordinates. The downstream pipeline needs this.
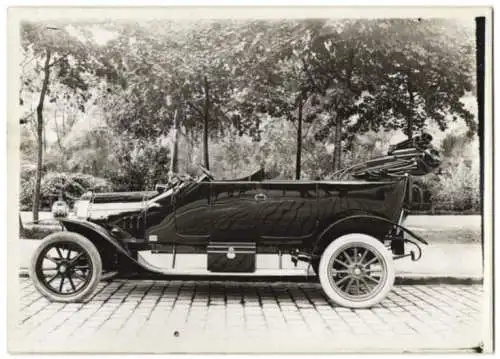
[146,173,209,206]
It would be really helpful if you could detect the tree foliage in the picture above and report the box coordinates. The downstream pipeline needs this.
[19,18,479,213]
[354,19,476,138]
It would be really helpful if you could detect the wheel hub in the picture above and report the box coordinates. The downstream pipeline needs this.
[352,266,362,277]
[58,263,68,274]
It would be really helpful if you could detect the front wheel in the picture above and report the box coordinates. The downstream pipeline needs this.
[318,233,395,309]
[29,232,102,303]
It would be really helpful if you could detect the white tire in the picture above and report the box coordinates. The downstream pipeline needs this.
[318,233,395,309]
[29,232,102,303]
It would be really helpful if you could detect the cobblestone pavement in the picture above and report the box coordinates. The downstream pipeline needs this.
[11,278,485,353]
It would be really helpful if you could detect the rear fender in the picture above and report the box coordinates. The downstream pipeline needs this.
[59,218,143,273]
[312,214,427,257]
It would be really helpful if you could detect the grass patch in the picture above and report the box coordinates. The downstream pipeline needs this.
[24,218,62,226]
[412,228,481,244]
[21,224,62,239]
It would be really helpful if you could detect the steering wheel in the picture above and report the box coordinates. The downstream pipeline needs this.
[199,165,215,180]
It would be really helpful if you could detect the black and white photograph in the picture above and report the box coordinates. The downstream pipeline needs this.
[6,6,493,353]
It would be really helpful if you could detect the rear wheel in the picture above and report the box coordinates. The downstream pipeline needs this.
[29,232,102,303]
[318,233,395,309]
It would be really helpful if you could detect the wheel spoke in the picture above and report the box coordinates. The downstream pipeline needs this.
[335,275,351,286]
[42,266,58,271]
[363,256,379,267]
[359,277,372,293]
[66,249,72,260]
[344,278,354,294]
[332,269,351,274]
[68,276,76,291]
[359,248,368,264]
[73,264,89,269]
[69,252,84,266]
[355,279,361,295]
[353,247,358,262]
[73,272,87,281]
[73,265,89,275]
[364,274,380,284]
[334,258,349,268]
[46,273,60,284]
[55,247,64,259]
[58,276,65,292]
[44,255,60,264]
[342,251,353,264]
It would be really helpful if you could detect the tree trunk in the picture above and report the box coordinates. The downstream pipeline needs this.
[19,214,24,237]
[43,120,47,154]
[332,111,343,172]
[295,97,303,180]
[54,110,64,151]
[169,107,180,174]
[185,127,194,173]
[203,76,210,170]
[32,49,51,223]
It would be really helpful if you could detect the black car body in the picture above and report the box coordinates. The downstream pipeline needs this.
[29,135,439,308]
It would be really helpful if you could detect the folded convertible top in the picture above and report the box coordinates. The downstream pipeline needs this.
[339,133,441,181]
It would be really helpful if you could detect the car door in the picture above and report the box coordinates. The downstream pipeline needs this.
[259,181,318,244]
[174,182,212,244]
[210,181,261,242]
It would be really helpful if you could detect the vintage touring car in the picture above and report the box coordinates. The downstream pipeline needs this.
[29,134,440,308]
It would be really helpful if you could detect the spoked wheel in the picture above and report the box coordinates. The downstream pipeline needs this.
[318,233,395,309]
[29,232,102,303]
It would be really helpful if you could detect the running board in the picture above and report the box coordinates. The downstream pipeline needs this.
[137,251,316,276]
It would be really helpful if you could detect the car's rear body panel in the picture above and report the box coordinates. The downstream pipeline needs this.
[142,179,407,247]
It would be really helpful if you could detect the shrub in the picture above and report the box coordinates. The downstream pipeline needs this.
[20,224,61,239]
[432,160,480,211]
[19,169,114,210]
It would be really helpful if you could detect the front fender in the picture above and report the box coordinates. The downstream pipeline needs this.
[59,218,143,272]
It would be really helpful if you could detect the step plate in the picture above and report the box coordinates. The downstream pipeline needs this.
[137,251,315,276]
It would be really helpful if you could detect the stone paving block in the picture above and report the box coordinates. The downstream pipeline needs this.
[14,280,485,352]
